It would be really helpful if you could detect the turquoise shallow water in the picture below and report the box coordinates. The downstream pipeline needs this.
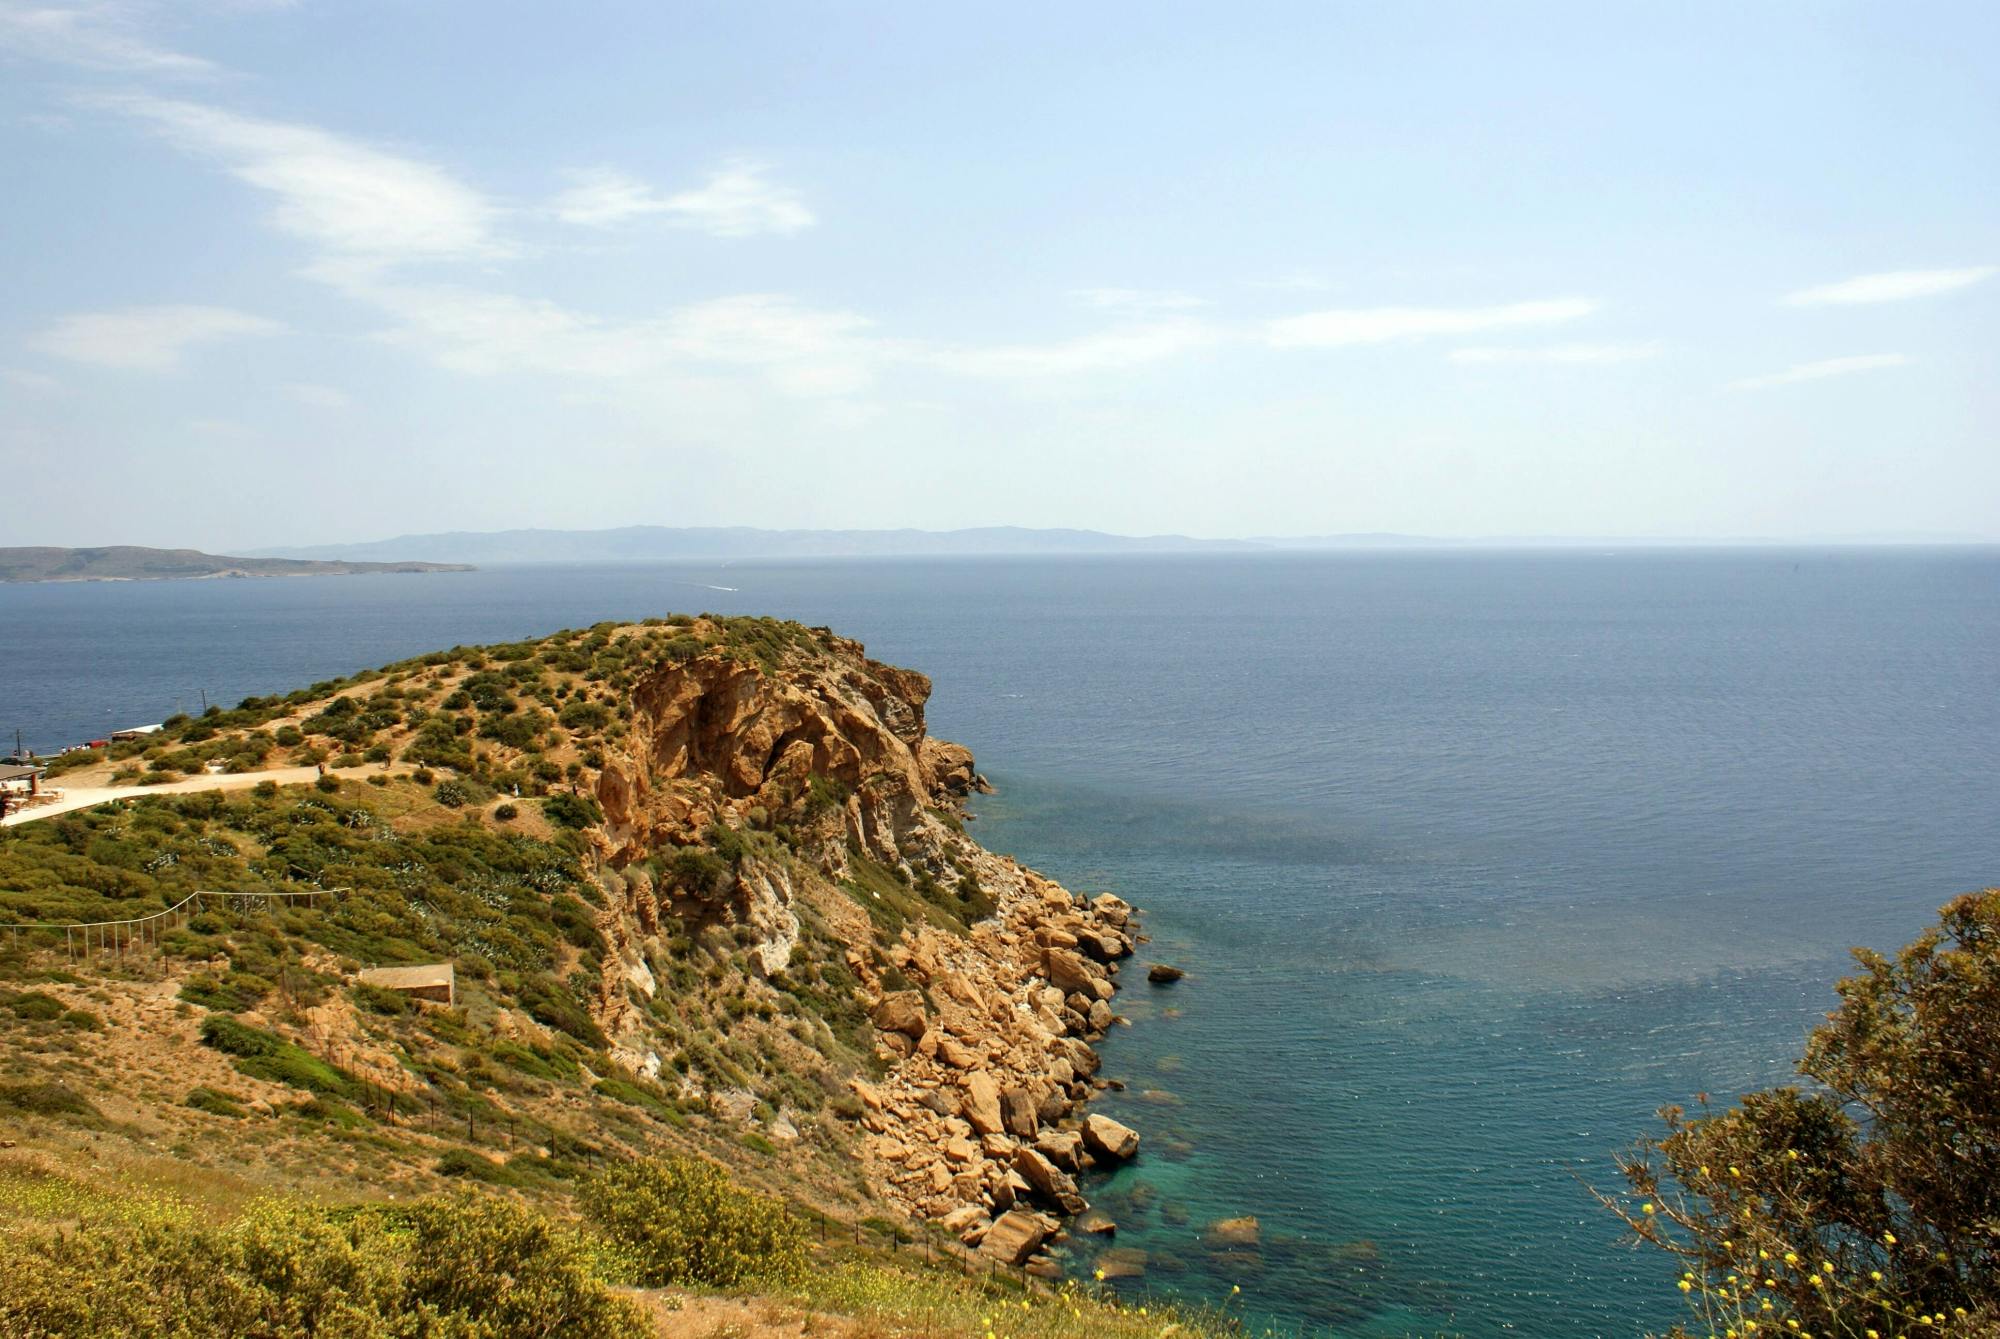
[6,550,1998,1337]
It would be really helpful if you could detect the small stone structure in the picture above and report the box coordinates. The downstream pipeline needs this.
[356,962,455,1006]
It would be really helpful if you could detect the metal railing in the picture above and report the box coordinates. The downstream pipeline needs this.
[3,886,344,957]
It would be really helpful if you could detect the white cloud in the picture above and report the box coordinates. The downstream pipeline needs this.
[1732,353,1912,389]
[287,382,350,409]
[2,366,64,393]
[552,161,814,237]
[1450,342,1660,365]
[1267,297,1596,348]
[329,272,879,395]
[922,319,1216,378]
[1070,287,1205,314]
[32,304,282,370]
[1784,267,1996,306]
[0,2,215,76]
[101,94,506,263]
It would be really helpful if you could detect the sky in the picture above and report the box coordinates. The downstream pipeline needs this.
[1,0,1996,550]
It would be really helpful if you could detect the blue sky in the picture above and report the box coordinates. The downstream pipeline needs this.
[2,1,1995,548]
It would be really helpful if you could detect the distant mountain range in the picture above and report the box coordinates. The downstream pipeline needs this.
[245,524,1995,566]
[248,525,1263,564]
[0,546,473,584]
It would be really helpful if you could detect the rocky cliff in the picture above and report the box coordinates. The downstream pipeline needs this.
[578,624,1143,1263]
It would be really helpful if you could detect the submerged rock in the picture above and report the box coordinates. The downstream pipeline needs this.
[1205,1215,1261,1248]
[1146,963,1185,984]
[1074,1208,1117,1236]
[1095,1246,1148,1279]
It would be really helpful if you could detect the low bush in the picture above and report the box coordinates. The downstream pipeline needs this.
[583,1155,807,1288]
[198,1015,357,1099]
[185,1086,246,1118]
[0,1194,648,1338]
[0,1081,98,1119]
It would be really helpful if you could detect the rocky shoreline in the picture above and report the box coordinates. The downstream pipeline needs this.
[849,850,1147,1273]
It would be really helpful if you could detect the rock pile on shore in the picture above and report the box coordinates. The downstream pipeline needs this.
[851,862,1146,1269]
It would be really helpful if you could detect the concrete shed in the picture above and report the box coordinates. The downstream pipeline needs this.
[356,962,455,1006]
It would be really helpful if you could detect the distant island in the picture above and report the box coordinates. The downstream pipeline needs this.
[248,524,1260,564]
[247,525,1998,566]
[0,546,474,584]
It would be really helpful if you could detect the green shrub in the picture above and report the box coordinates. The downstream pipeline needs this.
[493,802,519,822]
[198,1015,357,1099]
[0,1081,98,1119]
[435,780,469,808]
[185,1086,246,1118]
[351,982,411,1016]
[583,1155,807,1288]
[542,792,601,830]
[0,1194,647,1338]
[1612,887,2000,1336]
[2,992,66,1022]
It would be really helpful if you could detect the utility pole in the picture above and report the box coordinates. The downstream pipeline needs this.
[200,689,208,713]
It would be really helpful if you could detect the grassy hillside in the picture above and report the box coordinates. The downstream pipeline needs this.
[0,615,1254,1337]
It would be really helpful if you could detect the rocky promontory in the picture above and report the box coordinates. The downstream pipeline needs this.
[570,621,1146,1267]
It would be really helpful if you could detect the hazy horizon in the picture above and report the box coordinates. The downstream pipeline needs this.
[4,2,1996,549]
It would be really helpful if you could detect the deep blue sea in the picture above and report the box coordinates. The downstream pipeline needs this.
[6,550,1998,1338]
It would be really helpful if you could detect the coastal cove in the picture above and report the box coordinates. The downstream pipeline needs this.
[4,549,1997,1336]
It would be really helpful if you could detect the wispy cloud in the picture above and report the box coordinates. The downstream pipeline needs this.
[1070,287,1205,315]
[922,319,1216,378]
[552,162,814,237]
[2,366,65,393]
[287,382,350,409]
[1784,267,1996,306]
[1732,353,1911,389]
[0,1,215,76]
[1450,342,1660,365]
[32,304,282,370]
[100,94,507,264]
[1267,298,1596,348]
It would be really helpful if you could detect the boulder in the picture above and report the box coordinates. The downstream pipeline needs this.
[980,1210,1051,1265]
[1014,1146,1088,1214]
[940,1204,988,1238]
[961,1071,1004,1136]
[1000,1087,1039,1139]
[1077,929,1131,962]
[936,1035,981,1069]
[1043,947,1099,996]
[1034,1129,1084,1171]
[1090,893,1132,927]
[1087,999,1115,1032]
[1082,1113,1141,1162]
[1146,963,1185,984]
[870,989,929,1039]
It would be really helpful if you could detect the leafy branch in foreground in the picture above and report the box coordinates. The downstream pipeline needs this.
[1605,888,2000,1338]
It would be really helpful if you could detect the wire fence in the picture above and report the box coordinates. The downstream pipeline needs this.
[2,886,343,958]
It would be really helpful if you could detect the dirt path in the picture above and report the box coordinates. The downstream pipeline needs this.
[1,764,410,827]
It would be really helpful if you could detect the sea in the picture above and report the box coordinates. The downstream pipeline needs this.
[5,549,1997,1338]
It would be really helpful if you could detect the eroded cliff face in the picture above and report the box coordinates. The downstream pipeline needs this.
[581,627,1140,1266]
